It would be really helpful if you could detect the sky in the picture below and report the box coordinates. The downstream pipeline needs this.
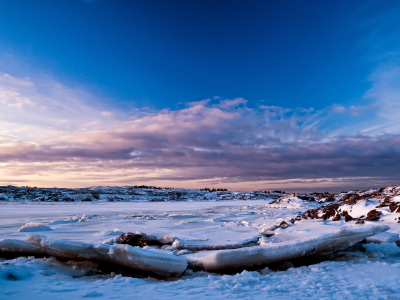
[1,0,400,192]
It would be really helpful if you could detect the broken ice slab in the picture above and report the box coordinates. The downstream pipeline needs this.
[184,222,389,272]
[25,234,103,260]
[18,234,188,277]
[0,239,46,256]
[366,232,400,245]
[94,244,187,277]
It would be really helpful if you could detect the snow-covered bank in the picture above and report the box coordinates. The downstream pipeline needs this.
[0,185,283,203]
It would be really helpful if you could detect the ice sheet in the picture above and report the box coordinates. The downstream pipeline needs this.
[185,222,389,271]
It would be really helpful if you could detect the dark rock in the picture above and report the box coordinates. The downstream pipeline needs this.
[344,215,353,222]
[341,210,349,217]
[332,214,341,221]
[312,213,319,219]
[340,193,361,205]
[117,232,163,247]
[263,232,275,237]
[297,194,316,202]
[322,203,340,213]
[279,221,289,229]
[371,187,386,198]
[325,195,336,202]
[389,203,396,212]
[322,203,340,219]
[365,209,382,221]
[356,219,365,224]
[379,197,392,207]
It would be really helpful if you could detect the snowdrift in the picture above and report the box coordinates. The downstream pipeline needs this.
[184,222,389,271]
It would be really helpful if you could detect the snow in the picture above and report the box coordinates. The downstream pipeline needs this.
[2,250,400,299]
[18,223,51,232]
[2,184,400,298]
[184,222,389,271]
[363,242,400,256]
[103,244,187,277]
[366,232,400,244]
[0,239,45,256]
[25,235,102,260]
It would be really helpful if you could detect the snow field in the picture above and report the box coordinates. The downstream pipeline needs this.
[1,243,400,300]
[2,186,400,299]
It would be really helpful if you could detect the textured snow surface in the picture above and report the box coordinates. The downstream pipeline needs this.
[2,185,400,298]
[18,223,51,232]
[1,245,400,300]
[185,222,389,271]
[104,244,187,277]
[366,232,400,244]
[0,201,297,249]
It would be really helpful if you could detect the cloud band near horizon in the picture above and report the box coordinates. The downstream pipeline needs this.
[1,65,400,192]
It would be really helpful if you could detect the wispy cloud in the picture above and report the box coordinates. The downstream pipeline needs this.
[1,67,400,191]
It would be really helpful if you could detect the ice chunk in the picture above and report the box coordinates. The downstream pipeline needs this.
[18,223,51,232]
[363,242,400,255]
[0,239,45,255]
[366,232,400,244]
[97,244,187,277]
[22,235,187,277]
[25,234,102,260]
[185,223,389,271]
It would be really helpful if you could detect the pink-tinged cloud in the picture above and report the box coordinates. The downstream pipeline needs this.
[1,68,400,191]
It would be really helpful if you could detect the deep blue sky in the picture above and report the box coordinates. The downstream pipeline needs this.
[1,0,400,190]
[1,0,398,110]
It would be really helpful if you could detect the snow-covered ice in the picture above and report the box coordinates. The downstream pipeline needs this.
[2,185,400,298]
[18,223,51,232]
[2,245,400,299]
[185,222,389,271]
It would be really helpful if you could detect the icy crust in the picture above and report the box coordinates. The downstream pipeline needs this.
[2,222,388,276]
[96,244,187,277]
[0,239,46,256]
[18,235,188,277]
[25,235,102,260]
[184,222,389,271]
[2,248,400,300]
[366,232,400,244]
[171,235,261,251]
